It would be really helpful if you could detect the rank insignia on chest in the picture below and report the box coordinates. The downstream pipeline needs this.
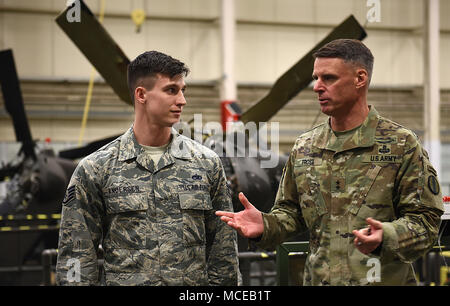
[332,177,346,193]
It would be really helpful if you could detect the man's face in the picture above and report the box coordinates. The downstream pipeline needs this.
[312,57,360,117]
[141,74,187,127]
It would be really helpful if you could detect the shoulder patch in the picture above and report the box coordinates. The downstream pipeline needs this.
[62,185,76,204]
[427,175,440,195]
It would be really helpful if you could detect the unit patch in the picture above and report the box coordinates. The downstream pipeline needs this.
[428,175,440,195]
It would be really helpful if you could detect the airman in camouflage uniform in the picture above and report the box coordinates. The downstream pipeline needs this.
[216,39,443,285]
[56,51,240,285]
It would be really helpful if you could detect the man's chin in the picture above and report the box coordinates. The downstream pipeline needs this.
[320,105,333,116]
[168,118,182,127]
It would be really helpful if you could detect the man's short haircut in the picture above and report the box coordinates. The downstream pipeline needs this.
[313,39,374,83]
[127,50,190,104]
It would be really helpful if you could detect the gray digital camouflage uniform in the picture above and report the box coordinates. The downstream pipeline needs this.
[256,106,444,285]
[56,126,241,286]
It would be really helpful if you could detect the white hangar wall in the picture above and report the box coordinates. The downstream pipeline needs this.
[1,0,449,86]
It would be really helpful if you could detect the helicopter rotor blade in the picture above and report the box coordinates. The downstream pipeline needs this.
[0,49,36,159]
[55,0,132,106]
[58,134,121,160]
[55,2,366,133]
[239,15,367,125]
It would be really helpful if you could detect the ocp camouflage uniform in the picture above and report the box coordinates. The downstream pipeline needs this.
[56,127,241,286]
[256,106,444,285]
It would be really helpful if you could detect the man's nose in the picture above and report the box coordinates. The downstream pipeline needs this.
[313,79,323,93]
[177,92,187,106]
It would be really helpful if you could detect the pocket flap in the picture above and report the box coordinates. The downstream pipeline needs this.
[179,192,212,210]
[105,193,148,214]
[348,164,383,215]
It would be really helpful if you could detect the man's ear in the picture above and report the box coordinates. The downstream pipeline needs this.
[134,86,146,105]
[355,69,369,89]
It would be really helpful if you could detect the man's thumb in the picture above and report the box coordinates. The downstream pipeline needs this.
[366,217,382,229]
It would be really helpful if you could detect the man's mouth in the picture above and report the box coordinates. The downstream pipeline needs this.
[318,98,330,104]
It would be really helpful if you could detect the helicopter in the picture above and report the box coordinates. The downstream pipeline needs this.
[0,0,366,284]
[0,49,127,284]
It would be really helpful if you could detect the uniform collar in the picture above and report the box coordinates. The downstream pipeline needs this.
[118,125,192,172]
[312,105,379,152]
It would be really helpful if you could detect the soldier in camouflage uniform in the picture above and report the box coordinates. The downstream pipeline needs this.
[217,39,444,285]
[56,51,241,285]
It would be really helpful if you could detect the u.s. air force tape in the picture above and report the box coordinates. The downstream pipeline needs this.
[62,185,76,204]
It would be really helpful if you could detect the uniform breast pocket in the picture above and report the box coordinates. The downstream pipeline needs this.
[294,161,328,229]
[347,164,383,216]
[104,193,149,249]
[179,192,213,246]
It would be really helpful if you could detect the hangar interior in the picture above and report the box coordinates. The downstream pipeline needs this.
[0,0,449,286]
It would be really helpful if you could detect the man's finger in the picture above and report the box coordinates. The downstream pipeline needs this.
[226,220,241,232]
[238,192,252,210]
[352,229,368,243]
[220,216,233,223]
[366,217,383,229]
[215,210,234,218]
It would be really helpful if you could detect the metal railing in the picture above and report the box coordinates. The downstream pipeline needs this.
[36,219,450,286]
[274,240,450,286]
[41,249,57,286]
[239,251,276,286]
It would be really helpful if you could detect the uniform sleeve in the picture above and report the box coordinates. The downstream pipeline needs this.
[381,135,444,263]
[256,147,307,250]
[56,159,104,285]
[205,156,241,286]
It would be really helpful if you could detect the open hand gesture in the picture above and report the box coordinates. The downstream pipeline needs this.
[215,192,264,238]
